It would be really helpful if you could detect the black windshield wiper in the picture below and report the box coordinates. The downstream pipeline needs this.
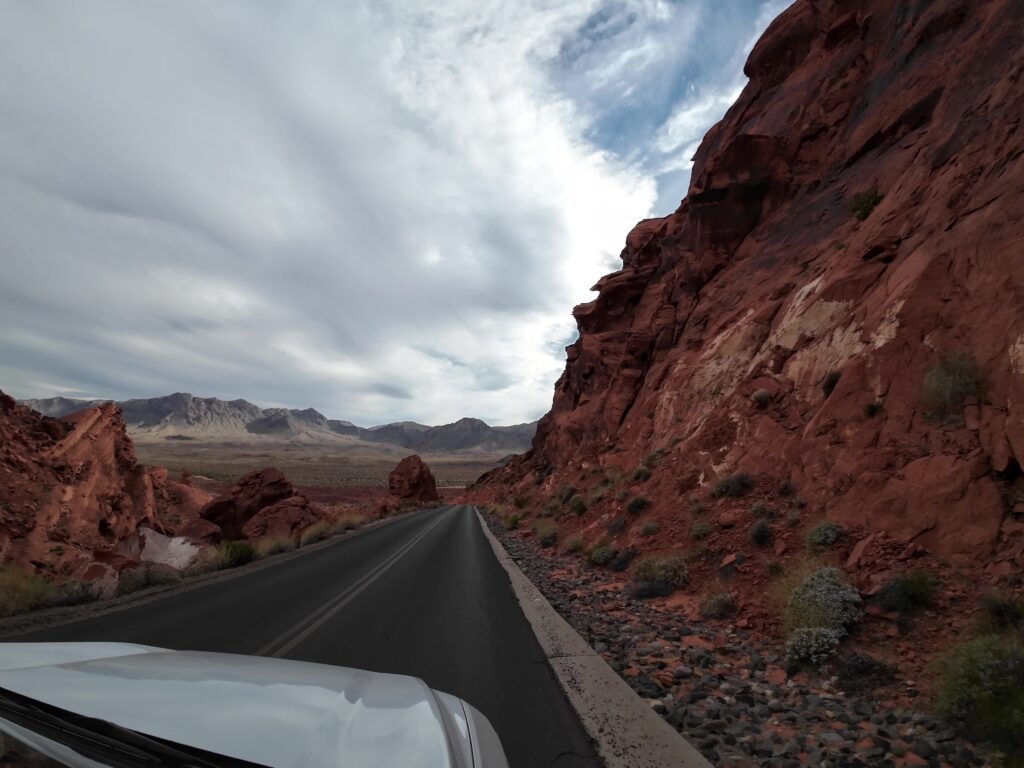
[0,686,267,768]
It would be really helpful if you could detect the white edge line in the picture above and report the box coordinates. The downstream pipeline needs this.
[473,507,712,768]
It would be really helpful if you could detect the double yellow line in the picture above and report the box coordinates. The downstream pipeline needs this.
[256,510,450,658]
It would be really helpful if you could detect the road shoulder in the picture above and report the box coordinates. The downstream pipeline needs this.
[474,507,711,768]
[0,506,438,639]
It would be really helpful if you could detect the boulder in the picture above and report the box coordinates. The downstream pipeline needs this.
[197,467,324,541]
[387,455,440,504]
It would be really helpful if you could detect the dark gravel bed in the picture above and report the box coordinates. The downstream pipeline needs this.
[483,514,992,768]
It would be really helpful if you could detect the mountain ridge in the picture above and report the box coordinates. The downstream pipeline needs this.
[21,392,537,453]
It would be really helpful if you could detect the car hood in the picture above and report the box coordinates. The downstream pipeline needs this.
[0,642,497,768]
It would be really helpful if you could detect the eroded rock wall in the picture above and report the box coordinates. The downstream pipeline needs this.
[473,0,1024,566]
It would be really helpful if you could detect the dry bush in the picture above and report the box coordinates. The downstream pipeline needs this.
[299,522,331,547]
[0,568,53,617]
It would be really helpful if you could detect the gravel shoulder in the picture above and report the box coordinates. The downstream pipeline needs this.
[480,511,992,768]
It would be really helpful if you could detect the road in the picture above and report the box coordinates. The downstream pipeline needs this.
[5,505,600,767]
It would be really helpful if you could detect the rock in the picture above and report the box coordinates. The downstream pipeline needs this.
[470,0,1024,567]
[377,454,440,516]
[0,395,213,577]
[199,467,325,541]
[387,454,440,502]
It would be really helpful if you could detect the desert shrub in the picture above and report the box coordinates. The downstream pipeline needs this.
[978,595,1024,636]
[750,500,774,518]
[48,580,103,607]
[590,545,618,566]
[821,370,841,398]
[627,497,651,515]
[610,549,636,572]
[569,496,588,516]
[615,489,628,502]
[806,520,844,550]
[631,554,688,589]
[786,627,844,668]
[116,564,181,596]
[778,480,795,497]
[691,520,711,539]
[332,513,366,533]
[587,488,606,504]
[627,581,674,599]
[863,401,882,417]
[712,472,754,498]
[0,569,53,617]
[300,522,331,547]
[835,651,894,694]
[606,516,627,535]
[936,635,1024,762]
[787,567,862,630]
[563,535,583,554]
[499,511,521,530]
[643,449,667,468]
[923,354,986,418]
[751,389,772,409]
[255,535,297,558]
[748,518,773,546]
[632,466,652,482]
[767,560,785,577]
[688,497,707,515]
[876,570,937,613]
[639,521,659,536]
[701,592,737,620]
[850,187,884,220]
[559,486,578,504]
[205,540,257,571]
[513,495,528,509]
[532,519,559,548]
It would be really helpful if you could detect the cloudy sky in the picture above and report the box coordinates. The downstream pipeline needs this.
[0,0,786,426]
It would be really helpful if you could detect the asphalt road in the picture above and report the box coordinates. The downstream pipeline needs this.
[6,505,600,768]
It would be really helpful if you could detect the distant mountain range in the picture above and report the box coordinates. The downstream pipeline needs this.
[21,393,537,453]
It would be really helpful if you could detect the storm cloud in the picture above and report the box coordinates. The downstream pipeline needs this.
[0,0,785,425]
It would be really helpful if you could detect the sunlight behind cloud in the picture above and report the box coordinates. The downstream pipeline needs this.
[0,0,786,425]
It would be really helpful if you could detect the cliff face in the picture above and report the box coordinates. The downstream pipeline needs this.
[0,392,211,579]
[477,0,1024,567]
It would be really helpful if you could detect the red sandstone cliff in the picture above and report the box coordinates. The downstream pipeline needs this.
[0,392,211,579]
[471,0,1024,573]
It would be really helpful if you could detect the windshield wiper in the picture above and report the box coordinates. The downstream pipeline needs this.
[0,686,267,768]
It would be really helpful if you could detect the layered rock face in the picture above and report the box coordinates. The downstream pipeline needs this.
[0,392,211,578]
[187,467,326,541]
[477,0,1024,566]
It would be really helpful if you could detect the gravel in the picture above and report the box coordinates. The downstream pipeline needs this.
[483,513,995,768]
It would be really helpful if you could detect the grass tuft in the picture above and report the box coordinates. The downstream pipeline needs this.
[712,472,753,498]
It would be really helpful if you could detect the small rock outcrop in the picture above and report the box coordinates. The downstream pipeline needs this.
[388,455,440,504]
[376,455,440,517]
[188,467,325,541]
[0,392,211,579]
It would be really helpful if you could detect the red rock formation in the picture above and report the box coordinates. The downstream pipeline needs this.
[376,455,440,517]
[190,467,325,541]
[471,0,1024,568]
[388,455,440,503]
[0,393,212,579]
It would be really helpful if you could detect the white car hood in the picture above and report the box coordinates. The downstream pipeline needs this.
[0,642,479,768]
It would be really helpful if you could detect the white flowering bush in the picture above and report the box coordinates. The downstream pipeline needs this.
[784,566,862,667]
[786,628,843,667]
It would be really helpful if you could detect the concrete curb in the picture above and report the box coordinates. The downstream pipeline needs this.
[474,508,712,768]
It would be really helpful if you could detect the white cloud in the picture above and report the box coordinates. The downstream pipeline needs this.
[0,0,784,426]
